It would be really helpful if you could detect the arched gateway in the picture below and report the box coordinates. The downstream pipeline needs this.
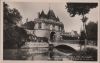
[50,31,56,42]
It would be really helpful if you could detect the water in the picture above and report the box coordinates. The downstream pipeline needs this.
[4,47,71,60]
[3,41,97,61]
[3,42,74,60]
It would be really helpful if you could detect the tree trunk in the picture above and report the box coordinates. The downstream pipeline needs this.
[82,15,87,49]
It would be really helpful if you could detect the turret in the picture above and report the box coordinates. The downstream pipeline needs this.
[47,9,56,20]
[38,9,60,22]
[38,10,47,18]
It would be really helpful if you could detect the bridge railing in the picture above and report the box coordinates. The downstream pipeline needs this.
[22,42,49,48]
[57,40,80,44]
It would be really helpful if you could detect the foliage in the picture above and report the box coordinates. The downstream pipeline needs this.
[86,22,97,40]
[65,3,98,47]
[3,2,22,25]
[3,2,28,49]
[4,26,28,48]
[65,3,98,17]
[71,47,97,61]
[22,21,35,30]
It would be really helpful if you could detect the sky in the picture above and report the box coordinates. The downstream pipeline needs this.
[4,1,99,33]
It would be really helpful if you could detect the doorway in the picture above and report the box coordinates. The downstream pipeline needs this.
[50,32,56,42]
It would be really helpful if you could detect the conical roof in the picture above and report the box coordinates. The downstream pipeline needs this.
[39,10,47,18]
[47,9,56,20]
[38,9,60,21]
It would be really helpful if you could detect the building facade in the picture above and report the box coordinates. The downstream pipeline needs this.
[23,9,64,42]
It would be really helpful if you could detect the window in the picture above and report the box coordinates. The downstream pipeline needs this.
[50,25,53,30]
[38,23,42,29]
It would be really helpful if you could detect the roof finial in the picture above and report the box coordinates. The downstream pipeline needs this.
[49,2,51,10]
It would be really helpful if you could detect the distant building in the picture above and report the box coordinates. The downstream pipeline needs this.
[70,30,79,38]
[23,9,64,42]
[61,30,79,40]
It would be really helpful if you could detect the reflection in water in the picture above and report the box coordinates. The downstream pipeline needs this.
[17,47,49,60]
[15,46,71,60]
[4,43,72,60]
[4,42,97,61]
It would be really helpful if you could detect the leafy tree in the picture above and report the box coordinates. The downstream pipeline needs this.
[23,21,35,30]
[3,2,28,49]
[66,3,97,17]
[3,2,22,25]
[65,3,98,49]
[86,22,97,41]
[4,26,28,48]
[65,3,97,31]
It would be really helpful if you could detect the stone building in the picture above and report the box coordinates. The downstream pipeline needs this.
[23,9,64,42]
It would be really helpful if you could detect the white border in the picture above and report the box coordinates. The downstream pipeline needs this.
[0,0,3,63]
[0,0,99,63]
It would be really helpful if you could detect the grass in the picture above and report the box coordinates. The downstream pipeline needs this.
[70,47,97,61]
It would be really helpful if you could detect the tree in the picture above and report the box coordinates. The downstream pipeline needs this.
[3,2,28,49]
[22,21,35,30]
[66,3,97,17]
[65,3,97,31]
[86,22,97,41]
[65,3,98,49]
[3,2,22,25]
[4,26,28,48]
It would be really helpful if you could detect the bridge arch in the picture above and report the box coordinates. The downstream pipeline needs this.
[55,45,77,53]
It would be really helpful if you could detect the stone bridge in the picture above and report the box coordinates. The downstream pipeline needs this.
[49,40,97,51]
[50,42,80,51]
[23,40,97,51]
